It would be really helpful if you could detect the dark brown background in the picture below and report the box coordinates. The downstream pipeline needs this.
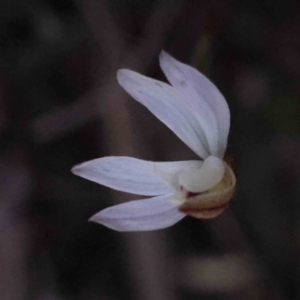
[1,0,300,299]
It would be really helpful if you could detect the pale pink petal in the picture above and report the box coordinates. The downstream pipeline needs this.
[117,69,209,159]
[159,51,230,158]
[72,156,171,196]
[72,157,202,196]
[89,193,185,231]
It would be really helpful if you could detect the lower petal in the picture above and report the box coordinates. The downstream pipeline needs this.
[89,193,185,231]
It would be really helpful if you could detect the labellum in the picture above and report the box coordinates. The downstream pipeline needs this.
[179,162,236,219]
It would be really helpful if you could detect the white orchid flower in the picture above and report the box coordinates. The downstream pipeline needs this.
[72,51,236,232]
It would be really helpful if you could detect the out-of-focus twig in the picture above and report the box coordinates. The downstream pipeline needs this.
[31,0,125,143]
[0,148,33,300]
[77,0,126,65]
[35,1,184,300]
[31,0,184,143]
[95,2,184,300]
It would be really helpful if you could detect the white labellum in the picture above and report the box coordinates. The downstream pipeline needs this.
[178,156,225,193]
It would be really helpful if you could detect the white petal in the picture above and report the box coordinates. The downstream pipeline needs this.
[72,157,203,196]
[159,51,230,158]
[117,69,210,159]
[179,156,225,193]
[89,193,185,231]
[72,156,173,196]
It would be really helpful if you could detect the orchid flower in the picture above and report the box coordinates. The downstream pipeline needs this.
[72,51,236,232]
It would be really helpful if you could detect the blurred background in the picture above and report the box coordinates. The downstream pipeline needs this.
[1,0,300,299]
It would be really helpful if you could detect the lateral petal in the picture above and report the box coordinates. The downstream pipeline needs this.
[72,157,203,196]
[117,69,210,159]
[72,156,172,196]
[159,51,230,158]
[89,194,185,231]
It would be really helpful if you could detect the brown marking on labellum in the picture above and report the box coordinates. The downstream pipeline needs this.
[180,186,200,198]
[180,204,228,219]
[179,189,233,219]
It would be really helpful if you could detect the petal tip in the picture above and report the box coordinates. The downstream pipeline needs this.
[117,68,135,77]
[159,50,172,64]
[116,69,126,82]
[71,159,92,175]
[159,49,167,57]
[88,211,107,225]
[116,68,126,76]
[71,162,84,175]
[117,69,138,87]
[88,215,98,223]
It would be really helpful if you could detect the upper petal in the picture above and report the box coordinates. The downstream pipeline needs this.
[72,156,203,196]
[159,51,230,158]
[117,69,210,159]
[89,193,185,231]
